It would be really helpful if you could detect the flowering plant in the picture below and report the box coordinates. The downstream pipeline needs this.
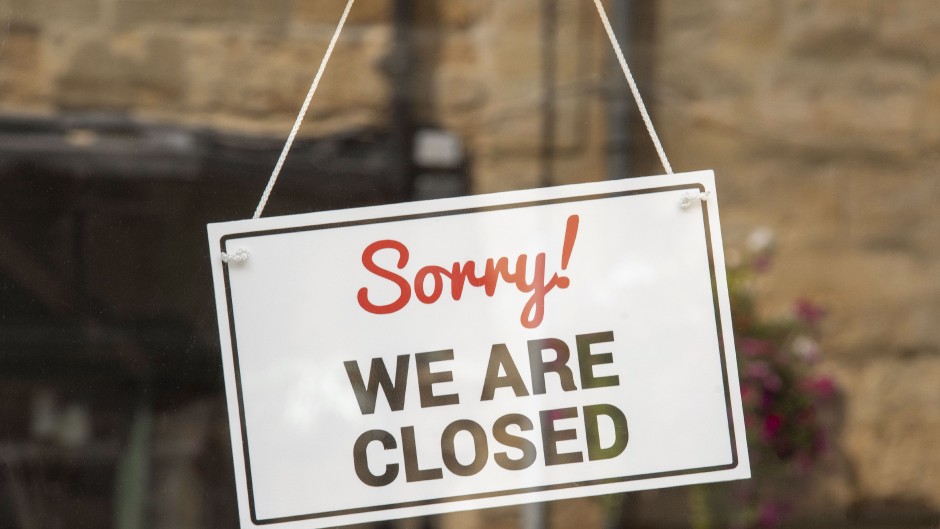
[719,230,839,528]
[604,229,841,529]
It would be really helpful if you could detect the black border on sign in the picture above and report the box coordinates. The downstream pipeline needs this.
[219,183,740,526]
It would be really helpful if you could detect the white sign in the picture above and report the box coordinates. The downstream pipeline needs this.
[208,171,750,529]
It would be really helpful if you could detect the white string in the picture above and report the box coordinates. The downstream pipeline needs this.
[592,0,673,175]
[250,0,670,221]
[252,0,356,219]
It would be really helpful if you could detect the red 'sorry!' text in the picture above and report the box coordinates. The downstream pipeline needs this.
[357,214,580,329]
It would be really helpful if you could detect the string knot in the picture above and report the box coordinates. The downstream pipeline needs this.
[679,190,710,210]
[221,248,250,264]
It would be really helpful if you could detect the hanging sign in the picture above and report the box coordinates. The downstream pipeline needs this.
[208,170,750,529]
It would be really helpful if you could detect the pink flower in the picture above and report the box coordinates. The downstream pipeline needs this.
[806,376,836,401]
[747,362,783,392]
[763,414,783,440]
[741,384,759,406]
[814,430,828,455]
[740,337,773,357]
[752,253,773,272]
[758,501,786,527]
[794,299,826,326]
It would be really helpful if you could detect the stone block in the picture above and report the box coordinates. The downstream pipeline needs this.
[836,356,940,506]
[657,107,752,179]
[874,0,940,61]
[658,4,781,114]
[761,248,940,360]
[479,506,521,529]
[0,26,43,106]
[478,95,601,159]
[549,497,604,529]
[714,1,784,49]
[844,167,934,252]
[114,0,290,33]
[550,148,606,186]
[291,0,390,27]
[437,509,484,529]
[174,31,228,114]
[920,75,940,148]
[674,6,780,101]
[291,27,390,116]
[713,163,938,360]
[437,33,481,66]
[551,1,596,82]
[561,92,604,151]
[434,65,486,115]
[204,26,390,132]
[428,0,491,30]
[488,0,541,93]
[753,60,922,156]
[53,32,185,110]
[476,104,542,155]
[715,161,922,257]
[138,34,186,106]
[781,0,878,59]
[54,38,138,109]
[659,0,720,30]
[10,0,102,26]
[485,0,600,95]
[9,0,46,26]
[473,153,539,194]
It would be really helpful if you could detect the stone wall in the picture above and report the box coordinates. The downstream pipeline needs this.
[0,0,392,134]
[1,0,938,522]
[0,0,610,192]
[656,0,940,510]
